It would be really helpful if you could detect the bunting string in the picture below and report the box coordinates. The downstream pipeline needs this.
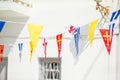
[0,31,119,40]
[0,1,119,62]
[0,33,118,39]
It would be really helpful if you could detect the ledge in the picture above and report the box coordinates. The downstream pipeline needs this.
[0,0,32,17]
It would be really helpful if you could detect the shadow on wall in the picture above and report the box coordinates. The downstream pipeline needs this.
[82,45,104,80]
[0,17,29,56]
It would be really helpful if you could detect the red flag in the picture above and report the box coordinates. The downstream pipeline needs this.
[43,38,47,61]
[100,29,112,55]
[68,25,76,34]
[0,45,4,64]
[56,34,62,59]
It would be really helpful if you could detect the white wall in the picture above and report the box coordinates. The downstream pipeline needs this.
[117,32,120,80]
[0,0,119,80]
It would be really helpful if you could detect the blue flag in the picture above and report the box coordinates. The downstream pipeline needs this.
[109,9,120,40]
[74,27,80,56]
[110,9,120,21]
[0,21,5,32]
[18,43,23,62]
[109,23,115,40]
[110,11,117,22]
[114,9,120,20]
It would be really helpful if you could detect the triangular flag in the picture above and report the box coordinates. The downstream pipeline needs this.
[109,23,114,40]
[29,41,33,62]
[28,24,43,52]
[88,19,99,47]
[114,9,120,20]
[68,25,76,34]
[109,9,120,40]
[56,34,62,59]
[18,43,23,62]
[74,27,80,56]
[110,11,117,22]
[0,45,4,64]
[100,29,112,55]
[0,21,5,32]
[43,38,47,61]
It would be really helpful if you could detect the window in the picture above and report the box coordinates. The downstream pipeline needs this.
[38,58,61,80]
[0,57,8,80]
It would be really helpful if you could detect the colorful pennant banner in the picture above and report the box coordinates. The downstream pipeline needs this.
[0,45,4,64]
[43,38,47,61]
[18,43,23,62]
[88,19,99,47]
[74,27,80,56]
[0,21,5,32]
[100,29,112,55]
[1,13,119,60]
[28,24,43,52]
[56,34,62,59]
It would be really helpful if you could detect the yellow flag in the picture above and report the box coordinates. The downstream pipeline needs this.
[28,24,43,51]
[29,41,33,62]
[88,19,99,47]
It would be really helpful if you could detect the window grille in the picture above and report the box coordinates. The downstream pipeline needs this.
[38,58,61,80]
[0,57,8,80]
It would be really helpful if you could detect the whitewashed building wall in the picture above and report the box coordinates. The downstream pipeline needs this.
[0,0,119,80]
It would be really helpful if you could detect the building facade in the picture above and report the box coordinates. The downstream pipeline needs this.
[0,0,120,80]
